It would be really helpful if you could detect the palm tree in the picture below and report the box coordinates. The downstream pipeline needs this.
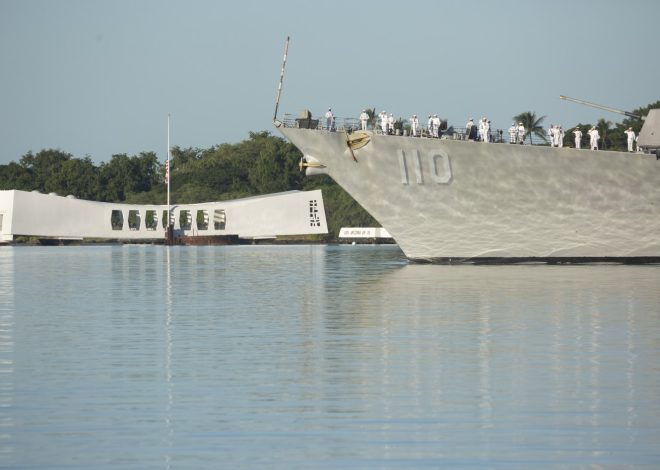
[513,111,547,144]
[365,108,376,129]
[596,118,613,150]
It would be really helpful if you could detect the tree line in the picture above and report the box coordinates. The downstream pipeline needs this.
[0,131,377,240]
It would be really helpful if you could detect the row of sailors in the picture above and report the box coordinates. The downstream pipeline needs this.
[357,110,446,137]
[547,125,636,151]
[505,121,527,144]
[351,113,508,142]
[573,126,601,151]
[350,108,639,152]
[357,112,520,142]
[547,125,565,147]
[473,120,634,151]
[468,118,519,143]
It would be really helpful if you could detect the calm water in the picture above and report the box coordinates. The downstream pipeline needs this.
[1,244,659,469]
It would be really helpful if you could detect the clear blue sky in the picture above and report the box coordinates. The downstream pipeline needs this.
[1,0,659,165]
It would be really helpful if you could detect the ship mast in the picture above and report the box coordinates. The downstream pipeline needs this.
[273,36,290,125]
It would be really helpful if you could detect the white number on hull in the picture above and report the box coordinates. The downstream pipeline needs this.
[397,149,452,185]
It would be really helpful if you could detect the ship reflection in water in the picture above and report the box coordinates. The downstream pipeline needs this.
[1,245,659,468]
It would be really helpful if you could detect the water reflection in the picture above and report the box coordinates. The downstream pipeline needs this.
[164,246,173,470]
[316,259,660,463]
[1,245,659,468]
[0,248,15,459]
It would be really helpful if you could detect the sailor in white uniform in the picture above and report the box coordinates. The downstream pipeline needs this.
[325,108,334,131]
[388,113,395,135]
[427,115,434,138]
[410,115,419,137]
[432,114,441,138]
[573,127,582,149]
[517,122,525,144]
[465,118,474,140]
[481,118,490,143]
[359,110,369,131]
[588,126,599,150]
[548,125,555,147]
[558,126,564,148]
[380,111,388,134]
[624,127,636,152]
[509,123,517,144]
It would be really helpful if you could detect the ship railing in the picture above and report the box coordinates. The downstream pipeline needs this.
[280,114,552,145]
[281,114,499,141]
[281,114,361,132]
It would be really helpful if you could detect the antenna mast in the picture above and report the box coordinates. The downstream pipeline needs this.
[273,36,290,123]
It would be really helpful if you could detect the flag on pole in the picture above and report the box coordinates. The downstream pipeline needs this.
[164,159,170,185]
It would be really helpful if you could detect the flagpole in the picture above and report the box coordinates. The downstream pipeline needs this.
[165,113,172,244]
[167,113,171,224]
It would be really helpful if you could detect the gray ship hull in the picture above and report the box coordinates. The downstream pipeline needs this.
[277,126,660,263]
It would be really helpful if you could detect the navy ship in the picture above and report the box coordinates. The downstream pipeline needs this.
[273,39,660,263]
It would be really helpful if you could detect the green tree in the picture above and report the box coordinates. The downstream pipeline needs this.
[513,111,547,144]
[172,183,218,204]
[98,154,139,201]
[19,149,72,191]
[133,151,161,193]
[596,118,614,150]
[0,162,33,190]
[98,152,160,201]
[51,157,100,199]
[170,146,203,169]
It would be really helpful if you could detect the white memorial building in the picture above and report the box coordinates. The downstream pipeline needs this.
[0,189,327,244]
